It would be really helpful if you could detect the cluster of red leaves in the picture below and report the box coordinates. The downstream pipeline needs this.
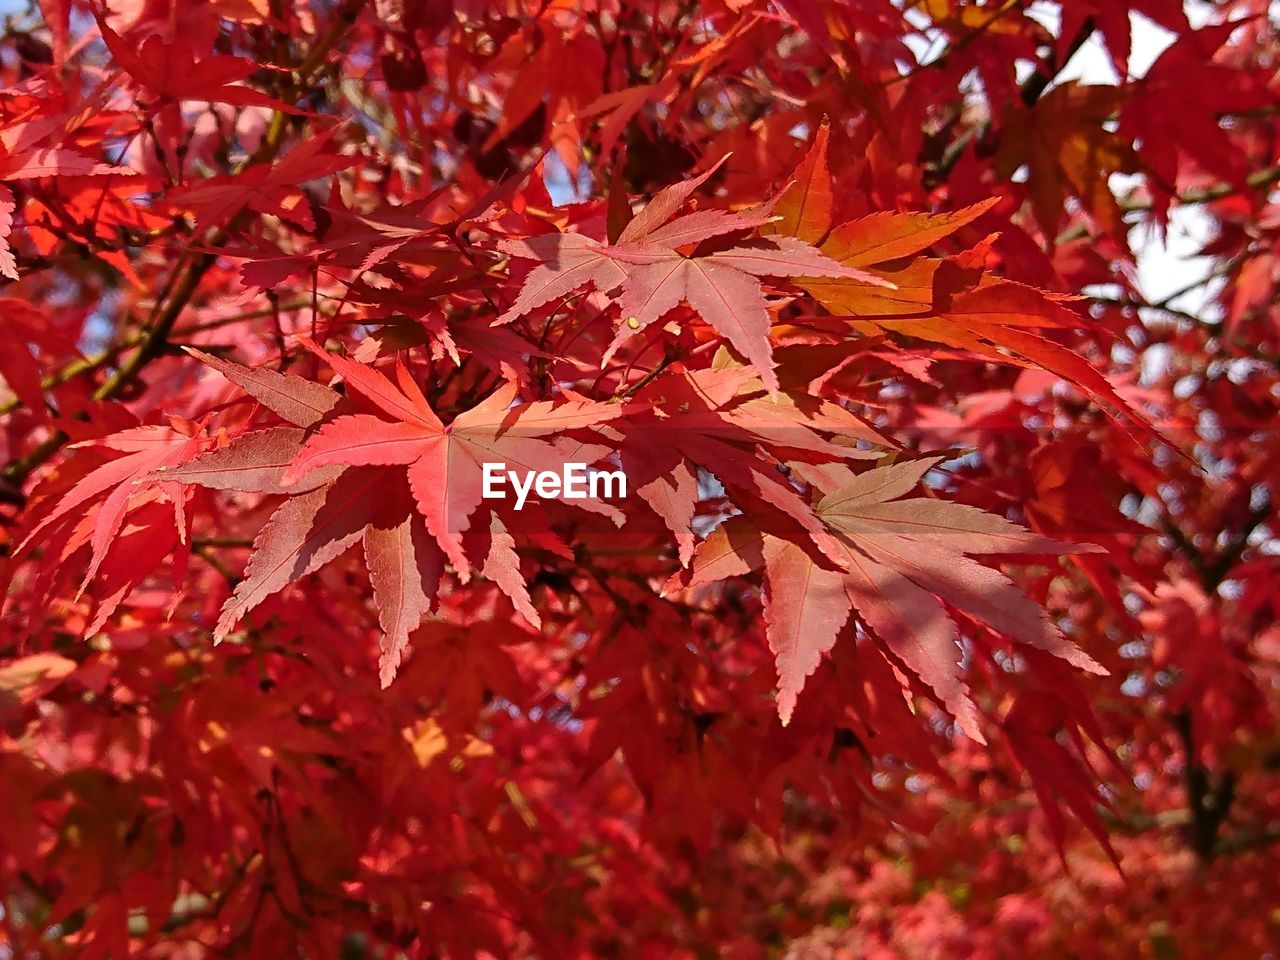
[1,0,1279,957]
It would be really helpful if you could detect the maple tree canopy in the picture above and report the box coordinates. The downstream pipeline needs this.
[1,0,1278,956]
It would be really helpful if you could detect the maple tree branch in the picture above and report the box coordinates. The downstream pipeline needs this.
[93,253,216,404]
[1055,165,1280,245]
[1021,17,1095,107]
[194,536,255,549]
[1205,492,1271,587]
[1132,165,1280,210]
[173,299,326,337]
[2,251,224,490]
[1214,824,1280,856]
[1162,490,1269,596]
[0,332,138,417]
[295,0,367,80]
[882,0,1022,91]
[1172,709,1238,861]
[193,543,239,585]
[0,301,325,420]
[1101,806,1190,835]
[927,17,1094,186]
[1087,292,1206,328]
[1157,257,1242,307]
[1157,489,1269,863]
[615,351,676,399]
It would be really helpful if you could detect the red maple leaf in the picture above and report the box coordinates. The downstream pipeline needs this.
[673,457,1104,728]
[498,157,894,390]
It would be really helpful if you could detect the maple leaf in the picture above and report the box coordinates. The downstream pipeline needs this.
[0,298,84,421]
[674,458,1104,730]
[765,119,836,244]
[580,80,679,158]
[142,355,442,681]
[999,82,1138,237]
[813,199,1001,273]
[498,158,893,391]
[1004,688,1122,870]
[1119,21,1268,210]
[308,193,454,275]
[361,483,445,685]
[166,134,356,234]
[792,197,999,320]
[211,466,442,681]
[17,424,203,560]
[96,16,308,115]
[0,185,15,281]
[807,218,1161,442]
[0,111,129,184]
[140,428,434,684]
[486,22,606,174]
[618,362,886,565]
[475,514,542,629]
[0,115,133,279]
[280,338,624,577]
[10,421,209,630]
[395,620,527,731]
[183,348,340,428]
[153,427,342,494]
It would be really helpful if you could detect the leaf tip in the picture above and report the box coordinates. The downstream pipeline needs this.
[776,688,797,726]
